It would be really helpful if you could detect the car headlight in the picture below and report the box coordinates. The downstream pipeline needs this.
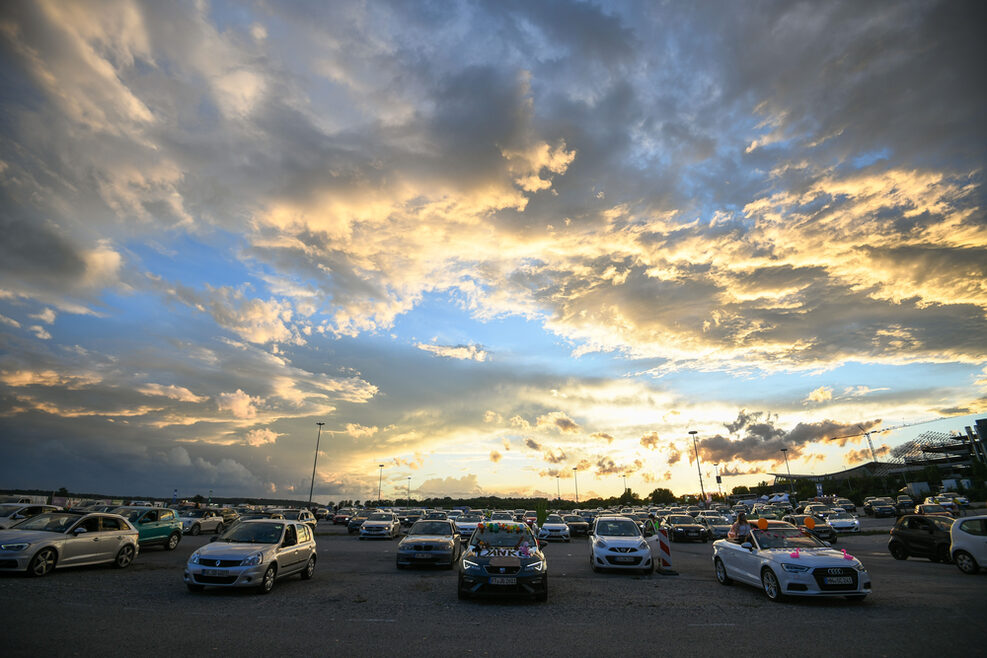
[189,552,201,564]
[853,562,867,573]
[595,539,608,549]
[525,559,546,572]
[637,541,649,551]
[242,552,263,566]
[462,557,480,570]
[0,542,29,551]
[781,563,811,573]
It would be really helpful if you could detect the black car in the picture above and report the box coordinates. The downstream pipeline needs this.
[888,514,954,563]
[347,510,373,534]
[562,514,590,536]
[398,509,424,527]
[457,521,548,602]
[782,514,837,543]
[895,496,915,514]
[662,514,709,542]
[871,501,898,518]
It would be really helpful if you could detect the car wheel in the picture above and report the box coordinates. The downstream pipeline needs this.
[760,567,784,602]
[114,544,135,569]
[165,533,181,551]
[186,583,204,592]
[888,542,908,560]
[28,548,56,577]
[953,550,980,575]
[300,555,316,580]
[714,557,732,585]
[189,524,201,536]
[215,523,224,534]
[258,565,276,594]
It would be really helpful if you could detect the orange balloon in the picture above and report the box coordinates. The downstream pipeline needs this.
[757,517,768,530]
[805,516,816,529]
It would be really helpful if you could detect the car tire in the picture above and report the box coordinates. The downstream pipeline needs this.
[28,548,56,577]
[186,583,204,592]
[258,565,276,594]
[760,567,784,602]
[714,557,732,585]
[165,533,181,551]
[953,550,980,574]
[189,524,201,536]
[300,555,316,580]
[215,523,224,534]
[114,545,135,569]
[889,542,908,560]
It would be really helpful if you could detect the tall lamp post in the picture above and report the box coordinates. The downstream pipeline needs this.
[572,467,579,505]
[377,463,384,504]
[713,463,723,500]
[689,430,707,506]
[622,474,628,500]
[556,475,561,504]
[308,422,325,508]
[406,476,411,506]
[780,448,794,503]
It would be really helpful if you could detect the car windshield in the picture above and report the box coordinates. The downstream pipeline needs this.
[409,521,452,535]
[113,508,147,522]
[596,520,641,536]
[368,513,392,521]
[470,525,535,547]
[706,517,730,525]
[830,512,853,520]
[545,515,564,524]
[563,515,583,523]
[929,517,954,531]
[667,515,695,525]
[11,513,79,533]
[460,514,484,522]
[0,504,23,517]
[219,522,284,544]
[183,510,206,517]
[923,505,947,513]
[753,527,825,549]
[491,513,512,520]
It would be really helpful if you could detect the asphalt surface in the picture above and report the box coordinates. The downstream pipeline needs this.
[3,518,984,656]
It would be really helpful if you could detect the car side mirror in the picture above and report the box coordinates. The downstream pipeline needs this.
[12,514,23,520]
[741,542,753,551]
[74,527,88,534]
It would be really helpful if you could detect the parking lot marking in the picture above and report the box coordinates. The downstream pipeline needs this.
[345,618,396,623]
[688,623,737,627]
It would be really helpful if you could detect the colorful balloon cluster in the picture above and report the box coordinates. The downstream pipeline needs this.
[476,522,524,533]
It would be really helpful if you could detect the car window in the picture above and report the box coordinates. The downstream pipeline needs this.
[160,510,175,521]
[100,516,124,531]
[298,524,312,543]
[77,516,101,532]
[142,510,160,523]
[959,519,986,536]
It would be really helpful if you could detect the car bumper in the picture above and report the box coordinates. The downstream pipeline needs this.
[459,572,547,597]
[538,531,570,541]
[184,562,269,588]
[832,526,860,533]
[779,569,871,597]
[0,554,32,571]
[360,528,393,538]
[396,549,456,567]
[672,531,707,541]
[591,549,653,569]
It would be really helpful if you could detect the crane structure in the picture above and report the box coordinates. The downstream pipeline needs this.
[827,418,945,464]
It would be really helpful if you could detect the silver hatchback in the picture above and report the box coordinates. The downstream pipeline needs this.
[184,520,317,594]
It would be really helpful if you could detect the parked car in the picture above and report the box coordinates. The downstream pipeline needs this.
[112,506,183,551]
[870,500,898,518]
[359,512,401,539]
[712,520,870,602]
[698,515,732,540]
[833,498,857,514]
[398,509,424,527]
[457,520,548,601]
[589,515,654,574]
[0,511,138,576]
[178,508,225,536]
[825,511,861,535]
[347,510,374,534]
[950,515,987,575]
[454,512,485,540]
[888,514,954,563]
[562,514,590,537]
[924,496,959,515]
[914,503,954,518]
[782,514,837,543]
[521,511,538,529]
[0,504,62,529]
[396,519,461,569]
[422,510,448,520]
[538,514,571,542]
[184,520,316,594]
[662,514,709,543]
[939,492,970,509]
[272,509,317,530]
[895,496,914,513]
[333,508,354,525]
[489,511,514,522]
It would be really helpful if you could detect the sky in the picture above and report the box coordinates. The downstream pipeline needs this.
[1,0,985,503]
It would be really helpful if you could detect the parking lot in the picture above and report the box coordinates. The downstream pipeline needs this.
[4,518,984,656]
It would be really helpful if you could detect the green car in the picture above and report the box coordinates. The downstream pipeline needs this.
[112,506,183,551]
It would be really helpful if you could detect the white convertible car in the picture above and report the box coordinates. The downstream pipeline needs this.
[712,521,871,602]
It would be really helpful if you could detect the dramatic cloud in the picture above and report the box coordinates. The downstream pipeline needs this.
[416,343,489,362]
[640,432,660,450]
[592,432,615,444]
[536,411,580,433]
[805,387,833,404]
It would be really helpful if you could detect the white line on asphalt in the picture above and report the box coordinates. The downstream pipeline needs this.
[345,618,396,623]
[688,623,737,627]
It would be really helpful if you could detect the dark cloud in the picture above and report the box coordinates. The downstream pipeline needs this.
[592,432,614,444]
[489,450,502,463]
[594,456,643,476]
[543,448,566,464]
[640,432,659,449]
[524,438,541,451]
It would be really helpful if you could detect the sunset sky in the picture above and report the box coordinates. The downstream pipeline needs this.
[1,1,985,503]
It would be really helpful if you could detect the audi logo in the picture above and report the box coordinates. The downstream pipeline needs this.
[827,567,844,575]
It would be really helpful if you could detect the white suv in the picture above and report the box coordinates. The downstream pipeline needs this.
[179,508,225,535]
[951,515,987,575]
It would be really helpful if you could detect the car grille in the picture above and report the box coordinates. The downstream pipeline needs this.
[605,555,642,565]
[812,566,858,591]
[199,559,242,568]
[194,575,238,584]
[409,544,437,551]
[0,559,19,569]
[482,565,521,575]
[610,547,635,553]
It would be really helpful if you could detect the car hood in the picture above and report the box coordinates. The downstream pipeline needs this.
[595,535,647,547]
[362,520,393,528]
[0,529,68,543]
[541,523,568,530]
[195,541,275,558]
[400,534,455,544]
[756,547,863,567]
[463,547,544,565]
[670,524,704,530]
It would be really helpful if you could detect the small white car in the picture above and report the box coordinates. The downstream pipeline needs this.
[0,504,62,529]
[454,513,485,540]
[178,508,225,536]
[538,514,571,542]
[184,520,316,593]
[950,514,987,575]
[712,521,870,602]
[825,511,861,534]
[589,515,654,574]
[359,512,401,539]
[0,511,138,576]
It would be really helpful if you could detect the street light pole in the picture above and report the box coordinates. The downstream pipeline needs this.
[689,430,707,506]
[713,463,723,499]
[308,422,325,508]
[377,463,384,504]
[556,475,560,504]
[407,476,411,506]
[572,467,579,505]
[781,448,794,503]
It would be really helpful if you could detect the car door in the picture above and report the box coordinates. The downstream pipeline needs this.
[729,534,764,585]
[59,516,104,566]
[905,517,936,557]
[137,509,161,544]
[96,515,129,561]
[277,523,304,573]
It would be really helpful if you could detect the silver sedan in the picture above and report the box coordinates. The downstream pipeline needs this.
[0,511,139,576]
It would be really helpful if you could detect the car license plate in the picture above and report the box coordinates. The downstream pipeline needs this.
[201,568,227,576]
[824,576,853,585]
[414,553,431,559]
[489,576,516,585]
[614,556,635,563]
